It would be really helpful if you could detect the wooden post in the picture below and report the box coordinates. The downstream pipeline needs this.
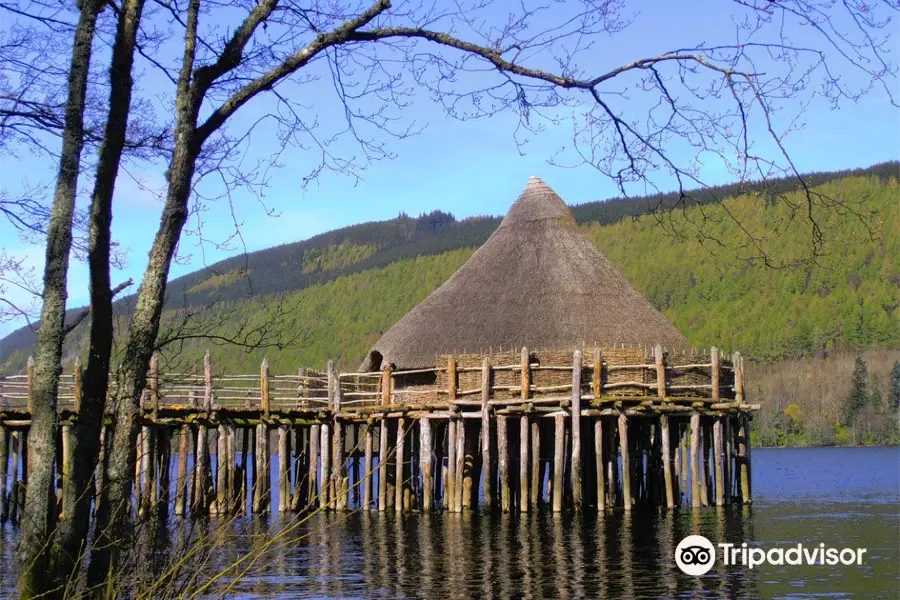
[9,432,20,522]
[149,353,160,421]
[363,423,374,510]
[531,420,541,508]
[0,426,7,521]
[713,418,725,507]
[194,424,208,514]
[519,416,529,512]
[446,418,457,512]
[377,419,388,511]
[571,349,583,510]
[733,351,744,403]
[420,418,433,511]
[592,348,603,397]
[395,418,406,513]
[175,425,189,516]
[319,422,330,509]
[26,355,34,414]
[594,419,606,511]
[520,346,530,401]
[227,426,237,513]
[454,417,465,512]
[618,413,632,510]
[72,358,82,414]
[214,424,227,515]
[480,357,492,509]
[278,426,290,512]
[660,415,674,509]
[690,412,701,508]
[309,423,320,508]
[711,347,720,401]
[290,427,304,511]
[700,423,710,506]
[61,424,75,519]
[739,415,752,504]
[381,366,392,405]
[334,422,345,511]
[260,359,270,418]
[552,415,564,512]
[654,345,666,398]
[724,417,733,506]
[498,416,510,513]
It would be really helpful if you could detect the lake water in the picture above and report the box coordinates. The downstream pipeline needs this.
[1,447,898,598]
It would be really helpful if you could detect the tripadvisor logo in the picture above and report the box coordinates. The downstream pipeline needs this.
[675,535,716,575]
[675,535,869,575]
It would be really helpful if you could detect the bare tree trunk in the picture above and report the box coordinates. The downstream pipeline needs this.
[87,1,204,578]
[86,142,199,594]
[18,2,103,598]
[51,0,147,590]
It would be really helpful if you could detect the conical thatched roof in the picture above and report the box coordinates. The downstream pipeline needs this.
[360,177,688,370]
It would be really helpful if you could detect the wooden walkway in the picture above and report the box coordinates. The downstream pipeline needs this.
[0,345,756,520]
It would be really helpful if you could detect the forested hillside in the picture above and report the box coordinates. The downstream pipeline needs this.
[1,163,897,376]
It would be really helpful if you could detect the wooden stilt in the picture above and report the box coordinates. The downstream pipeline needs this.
[660,415,674,509]
[290,427,304,511]
[552,415,564,513]
[240,427,249,514]
[673,428,682,504]
[420,418,433,511]
[454,417,465,512]
[618,413,631,510]
[214,425,227,515]
[278,426,290,512]
[739,416,751,504]
[690,412,701,508]
[363,423,374,510]
[499,416,510,513]
[226,426,237,513]
[481,357,492,510]
[461,424,474,510]
[607,422,617,508]
[9,432,20,522]
[446,418,457,512]
[194,425,208,513]
[724,417,733,506]
[530,420,541,508]
[395,417,406,513]
[157,428,172,516]
[571,349,583,510]
[333,420,345,511]
[309,423,320,508]
[319,422,330,510]
[713,418,725,507]
[700,422,711,507]
[175,425,189,516]
[680,424,689,493]
[594,419,605,511]
[519,416,529,511]
[378,419,388,511]
[0,426,7,521]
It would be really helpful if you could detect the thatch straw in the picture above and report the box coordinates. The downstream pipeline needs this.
[361,177,689,370]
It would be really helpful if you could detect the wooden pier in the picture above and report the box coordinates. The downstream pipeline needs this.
[0,345,756,520]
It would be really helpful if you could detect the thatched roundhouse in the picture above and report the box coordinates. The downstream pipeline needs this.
[360,177,688,371]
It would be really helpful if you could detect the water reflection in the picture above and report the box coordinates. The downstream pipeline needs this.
[149,508,760,599]
[0,448,897,598]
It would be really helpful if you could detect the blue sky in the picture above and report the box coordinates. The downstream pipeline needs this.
[1,0,898,338]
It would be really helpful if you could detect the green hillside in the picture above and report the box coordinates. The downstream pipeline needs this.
[1,164,897,375]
